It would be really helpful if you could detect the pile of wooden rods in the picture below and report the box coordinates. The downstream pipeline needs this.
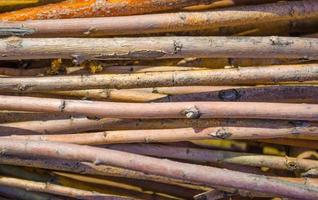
[0,0,317,200]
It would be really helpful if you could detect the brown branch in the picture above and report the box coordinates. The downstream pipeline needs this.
[1,37,318,60]
[1,139,318,199]
[0,64,317,92]
[0,95,317,120]
[0,0,317,36]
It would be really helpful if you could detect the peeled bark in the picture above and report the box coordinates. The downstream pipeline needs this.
[0,64,318,92]
[1,37,318,60]
[1,139,318,199]
[0,95,317,120]
[0,1,317,37]
[108,144,318,172]
[0,0,215,21]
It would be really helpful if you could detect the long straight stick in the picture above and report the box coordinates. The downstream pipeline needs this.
[0,95,317,120]
[0,64,317,92]
[1,139,318,199]
[0,0,317,37]
[1,37,318,60]
[6,120,318,143]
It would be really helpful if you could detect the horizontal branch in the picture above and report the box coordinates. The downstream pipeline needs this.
[158,86,318,103]
[0,0,214,21]
[5,120,318,143]
[0,176,130,200]
[0,155,207,191]
[1,118,310,135]
[1,37,318,60]
[0,95,318,120]
[0,0,317,36]
[1,64,317,91]
[1,139,318,199]
[108,144,318,172]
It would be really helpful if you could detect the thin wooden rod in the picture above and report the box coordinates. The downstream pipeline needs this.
[0,64,317,92]
[0,95,317,120]
[0,37,318,60]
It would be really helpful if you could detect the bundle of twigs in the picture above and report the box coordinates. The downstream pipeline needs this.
[0,1,317,200]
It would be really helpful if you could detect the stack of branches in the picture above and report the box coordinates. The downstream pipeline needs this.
[0,0,317,200]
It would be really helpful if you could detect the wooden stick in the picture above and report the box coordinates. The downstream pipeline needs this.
[0,118,305,135]
[1,64,318,92]
[159,86,318,103]
[1,37,318,60]
[20,85,318,103]
[0,0,317,36]
[6,123,318,144]
[0,0,216,21]
[0,95,318,120]
[0,155,209,191]
[5,120,318,143]
[0,176,131,200]
[108,144,318,172]
[1,139,318,199]
[184,0,279,10]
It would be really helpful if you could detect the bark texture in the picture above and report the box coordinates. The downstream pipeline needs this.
[0,37,318,60]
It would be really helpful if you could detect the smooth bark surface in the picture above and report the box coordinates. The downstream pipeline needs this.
[0,95,317,120]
